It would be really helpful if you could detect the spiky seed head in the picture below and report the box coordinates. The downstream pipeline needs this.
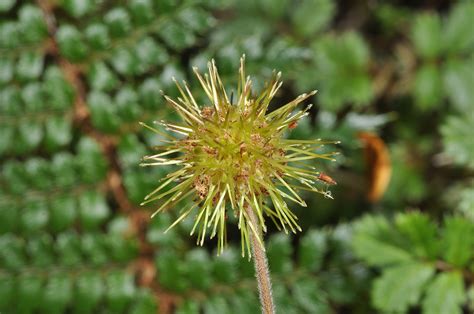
[141,56,338,257]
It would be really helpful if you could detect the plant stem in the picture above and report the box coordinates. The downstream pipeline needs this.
[245,206,275,314]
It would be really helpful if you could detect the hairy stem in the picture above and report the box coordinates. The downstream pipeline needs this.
[245,206,275,314]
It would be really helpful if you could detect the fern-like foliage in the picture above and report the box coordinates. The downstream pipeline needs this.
[353,212,474,314]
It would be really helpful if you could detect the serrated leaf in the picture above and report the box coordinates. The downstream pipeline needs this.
[129,0,155,25]
[372,263,434,313]
[62,0,94,18]
[130,289,157,314]
[413,64,443,110]
[0,274,14,310]
[442,216,474,267]
[204,296,231,314]
[18,5,48,43]
[422,271,466,314]
[16,52,44,81]
[395,212,439,260]
[267,233,293,274]
[85,23,111,50]
[75,272,105,312]
[443,58,474,112]
[352,215,413,266]
[56,232,82,266]
[17,275,43,312]
[44,116,72,150]
[88,61,118,91]
[57,25,89,62]
[442,2,474,54]
[456,184,474,222]
[292,0,335,37]
[212,247,238,284]
[104,7,132,37]
[26,234,55,266]
[299,229,327,272]
[441,113,474,169]
[40,274,73,314]
[293,279,331,313]
[0,0,14,12]
[105,271,135,312]
[411,13,442,59]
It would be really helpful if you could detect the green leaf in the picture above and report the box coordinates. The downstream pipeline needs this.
[0,57,14,83]
[49,196,76,232]
[105,234,138,262]
[0,234,26,270]
[20,202,49,234]
[78,191,110,230]
[76,137,107,183]
[43,66,75,110]
[0,0,15,12]
[139,78,163,109]
[115,87,141,122]
[184,249,212,290]
[178,7,216,33]
[56,232,82,266]
[443,58,474,112]
[51,153,76,186]
[104,7,132,38]
[130,289,158,314]
[441,113,474,170]
[413,64,443,110]
[395,212,439,260]
[442,216,474,267]
[372,263,435,313]
[105,271,136,312]
[456,184,474,222]
[62,0,94,17]
[299,229,327,272]
[26,234,55,267]
[85,23,111,50]
[0,274,14,310]
[292,0,335,37]
[176,300,200,314]
[352,215,413,266]
[203,296,231,314]
[156,249,189,292]
[44,116,72,150]
[313,32,372,110]
[422,271,466,314]
[17,275,43,312]
[229,289,260,314]
[81,234,108,266]
[88,90,120,133]
[129,0,155,25]
[134,37,168,71]
[88,61,118,91]
[16,52,44,81]
[213,247,238,284]
[111,47,139,76]
[411,13,442,59]
[159,21,196,51]
[40,274,73,314]
[442,1,474,54]
[18,4,48,43]
[293,278,331,313]
[57,25,89,62]
[0,22,20,48]
[75,272,105,312]
[0,206,18,233]
[267,233,293,274]
[0,124,13,156]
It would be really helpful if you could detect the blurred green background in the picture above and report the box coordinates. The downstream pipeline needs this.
[0,0,473,313]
